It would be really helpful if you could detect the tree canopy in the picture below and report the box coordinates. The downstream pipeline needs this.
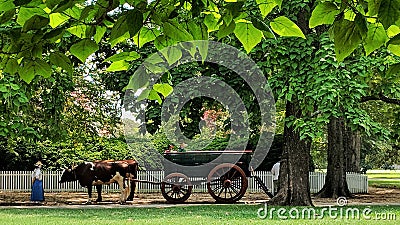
[2,0,400,84]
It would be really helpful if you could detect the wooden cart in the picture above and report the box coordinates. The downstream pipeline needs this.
[158,150,273,203]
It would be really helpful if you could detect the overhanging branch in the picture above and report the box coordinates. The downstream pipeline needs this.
[361,93,400,105]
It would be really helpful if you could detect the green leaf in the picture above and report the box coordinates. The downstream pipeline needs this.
[387,25,400,38]
[43,28,64,41]
[181,42,197,58]
[110,31,130,47]
[4,58,18,75]
[160,46,182,65]
[126,9,143,37]
[0,0,15,12]
[70,39,99,62]
[17,7,48,26]
[79,5,95,21]
[154,35,178,50]
[34,59,52,78]
[388,33,400,45]
[136,88,151,102]
[110,18,129,41]
[110,9,143,42]
[19,59,52,83]
[309,2,340,28]
[133,27,160,48]
[50,52,72,74]
[10,83,20,90]
[148,89,162,104]
[256,0,278,18]
[18,93,28,103]
[217,21,236,40]
[188,21,208,40]
[0,9,15,24]
[364,23,388,55]
[234,21,263,53]
[67,25,89,38]
[387,62,400,76]
[53,1,75,14]
[367,0,381,16]
[333,19,363,61]
[252,18,276,40]
[0,85,7,92]
[126,67,149,91]
[94,26,106,43]
[153,83,173,97]
[106,60,130,72]
[378,0,400,29]
[22,15,49,31]
[104,51,140,62]
[163,20,194,42]
[197,40,209,63]
[222,10,233,25]
[388,44,400,56]
[344,9,356,21]
[204,13,220,32]
[225,1,244,18]
[49,12,69,28]
[270,16,306,39]
[145,53,165,65]
[355,14,368,39]
[46,0,63,9]
[31,44,43,58]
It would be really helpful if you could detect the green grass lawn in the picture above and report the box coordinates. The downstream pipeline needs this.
[367,170,400,189]
[0,205,399,225]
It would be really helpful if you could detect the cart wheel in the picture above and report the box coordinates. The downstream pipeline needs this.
[161,173,192,203]
[207,163,248,203]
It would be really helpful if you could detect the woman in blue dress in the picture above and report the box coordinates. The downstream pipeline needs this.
[31,161,45,202]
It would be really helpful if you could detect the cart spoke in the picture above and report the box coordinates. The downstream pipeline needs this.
[209,178,222,184]
[179,189,187,196]
[229,170,238,179]
[220,187,229,198]
[216,186,226,197]
[229,186,239,195]
[227,188,233,198]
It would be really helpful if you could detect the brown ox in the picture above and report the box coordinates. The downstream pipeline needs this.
[59,160,138,203]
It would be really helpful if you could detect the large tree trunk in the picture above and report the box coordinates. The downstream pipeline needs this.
[269,101,313,206]
[344,128,361,172]
[316,117,352,198]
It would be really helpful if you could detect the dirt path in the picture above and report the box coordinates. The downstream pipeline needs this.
[1,187,399,207]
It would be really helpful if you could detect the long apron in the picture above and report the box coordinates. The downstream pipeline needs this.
[30,180,45,201]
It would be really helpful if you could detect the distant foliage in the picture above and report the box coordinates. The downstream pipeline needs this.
[0,137,130,171]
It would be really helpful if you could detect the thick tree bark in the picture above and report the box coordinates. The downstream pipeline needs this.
[269,101,313,206]
[315,117,352,198]
[344,128,361,172]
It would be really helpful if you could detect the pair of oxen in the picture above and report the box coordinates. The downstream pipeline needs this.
[59,160,138,203]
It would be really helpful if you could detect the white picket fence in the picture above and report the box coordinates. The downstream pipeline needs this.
[0,171,368,194]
